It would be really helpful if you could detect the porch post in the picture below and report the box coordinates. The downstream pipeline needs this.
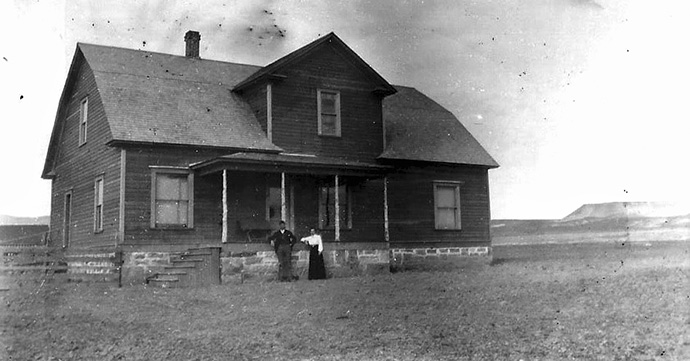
[334,174,340,242]
[383,176,389,242]
[222,169,228,243]
[289,184,295,231]
[266,83,273,142]
[281,172,287,222]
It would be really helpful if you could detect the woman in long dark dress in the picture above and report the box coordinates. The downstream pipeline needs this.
[300,228,326,280]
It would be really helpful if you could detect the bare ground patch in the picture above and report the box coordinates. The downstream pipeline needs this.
[1,241,688,360]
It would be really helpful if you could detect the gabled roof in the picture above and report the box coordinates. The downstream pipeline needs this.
[42,44,283,178]
[233,32,397,95]
[43,33,498,178]
[79,43,281,152]
[381,86,499,168]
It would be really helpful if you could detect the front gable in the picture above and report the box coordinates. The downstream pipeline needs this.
[235,33,396,162]
[234,33,396,96]
[42,46,114,179]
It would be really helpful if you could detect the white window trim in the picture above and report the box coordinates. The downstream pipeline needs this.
[150,168,194,229]
[433,181,462,230]
[94,175,104,233]
[318,183,352,230]
[79,97,88,146]
[317,89,341,137]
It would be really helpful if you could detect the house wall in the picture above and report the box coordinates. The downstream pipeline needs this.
[259,43,385,162]
[123,146,227,245]
[242,84,268,135]
[387,164,492,248]
[48,57,122,249]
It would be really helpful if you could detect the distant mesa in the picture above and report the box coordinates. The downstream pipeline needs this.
[562,202,690,221]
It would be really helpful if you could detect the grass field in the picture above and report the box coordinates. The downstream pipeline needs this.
[1,241,688,360]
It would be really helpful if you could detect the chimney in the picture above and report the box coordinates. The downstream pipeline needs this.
[184,30,201,58]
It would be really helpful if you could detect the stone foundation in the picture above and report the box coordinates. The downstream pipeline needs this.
[390,246,492,272]
[221,245,390,283]
[99,244,493,285]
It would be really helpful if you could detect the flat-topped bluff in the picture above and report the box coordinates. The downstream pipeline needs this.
[563,201,690,221]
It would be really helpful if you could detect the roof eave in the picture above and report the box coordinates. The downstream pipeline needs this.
[106,139,284,153]
[377,155,500,169]
[41,45,86,179]
[192,154,392,177]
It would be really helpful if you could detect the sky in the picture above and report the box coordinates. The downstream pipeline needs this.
[0,0,688,219]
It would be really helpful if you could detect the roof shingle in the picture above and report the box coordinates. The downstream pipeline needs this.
[79,43,281,152]
[73,40,496,167]
[381,86,499,167]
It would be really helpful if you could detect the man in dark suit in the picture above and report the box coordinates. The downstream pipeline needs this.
[268,221,297,282]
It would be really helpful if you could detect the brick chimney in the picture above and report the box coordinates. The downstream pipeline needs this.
[184,30,201,58]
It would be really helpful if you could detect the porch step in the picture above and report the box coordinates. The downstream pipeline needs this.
[170,258,203,268]
[174,248,213,257]
[150,246,220,287]
[146,270,187,287]
[146,275,181,288]
[172,254,205,261]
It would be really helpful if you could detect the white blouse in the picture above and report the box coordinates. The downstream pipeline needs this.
[300,234,323,253]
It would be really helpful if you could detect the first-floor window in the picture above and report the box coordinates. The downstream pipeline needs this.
[434,182,462,230]
[319,182,351,229]
[94,176,104,232]
[151,168,194,228]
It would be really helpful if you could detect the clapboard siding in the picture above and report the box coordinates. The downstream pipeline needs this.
[242,84,268,135]
[387,165,491,248]
[49,58,121,249]
[268,43,384,162]
[123,146,227,245]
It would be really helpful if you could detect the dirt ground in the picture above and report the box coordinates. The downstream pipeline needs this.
[1,241,688,361]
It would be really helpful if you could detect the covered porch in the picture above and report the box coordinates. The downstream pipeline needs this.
[190,152,393,281]
[191,152,392,245]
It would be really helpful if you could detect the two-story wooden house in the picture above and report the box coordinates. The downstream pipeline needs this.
[41,32,498,285]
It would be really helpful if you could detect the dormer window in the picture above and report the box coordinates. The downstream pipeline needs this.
[317,89,340,137]
[78,97,88,146]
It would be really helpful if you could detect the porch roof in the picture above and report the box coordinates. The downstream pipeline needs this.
[191,152,392,177]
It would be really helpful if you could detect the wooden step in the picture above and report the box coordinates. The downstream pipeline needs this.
[172,254,205,262]
[170,259,203,268]
[173,250,213,257]
[146,277,181,288]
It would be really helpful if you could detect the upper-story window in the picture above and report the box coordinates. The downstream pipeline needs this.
[317,89,341,137]
[79,97,88,146]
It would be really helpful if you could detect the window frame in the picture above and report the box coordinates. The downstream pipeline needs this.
[79,97,88,146]
[63,190,73,248]
[150,167,194,229]
[94,175,104,233]
[317,89,341,137]
[318,182,352,230]
[433,181,462,230]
